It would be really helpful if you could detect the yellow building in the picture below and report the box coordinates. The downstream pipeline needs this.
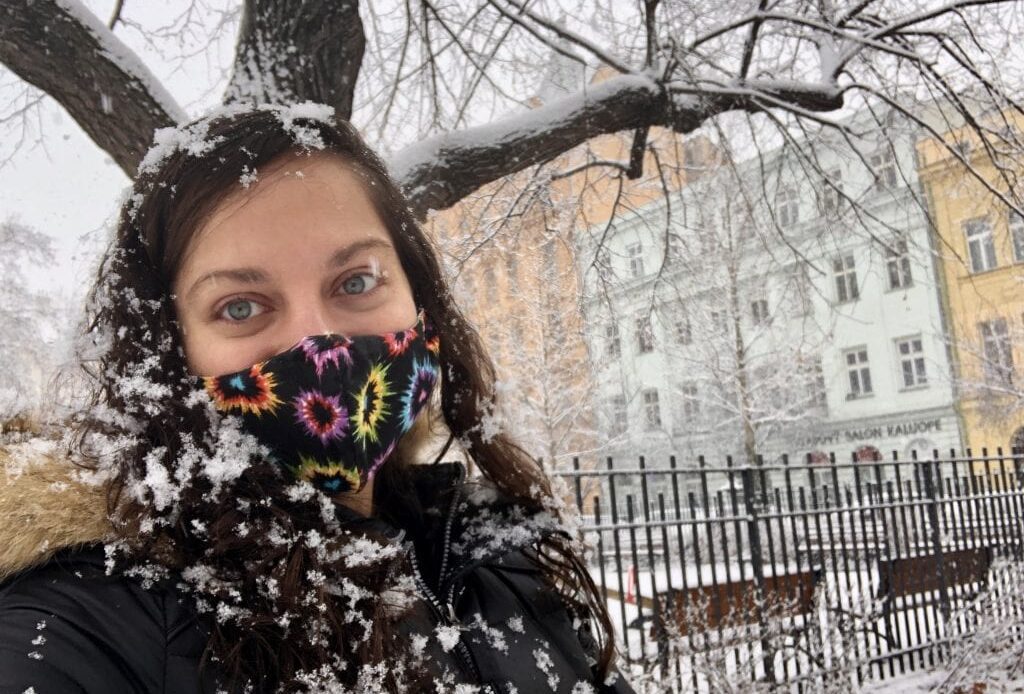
[917,116,1024,455]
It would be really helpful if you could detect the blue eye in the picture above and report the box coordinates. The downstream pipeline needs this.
[341,273,380,295]
[219,299,265,322]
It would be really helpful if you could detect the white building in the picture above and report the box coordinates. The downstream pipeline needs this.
[575,109,964,481]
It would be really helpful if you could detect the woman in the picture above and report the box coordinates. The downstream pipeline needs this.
[0,104,635,693]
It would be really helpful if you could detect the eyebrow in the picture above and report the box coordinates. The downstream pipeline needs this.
[184,238,395,301]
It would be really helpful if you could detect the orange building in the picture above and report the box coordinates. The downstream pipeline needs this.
[425,65,715,470]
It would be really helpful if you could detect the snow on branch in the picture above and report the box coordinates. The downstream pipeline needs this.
[391,73,842,217]
[224,0,364,120]
[0,0,184,174]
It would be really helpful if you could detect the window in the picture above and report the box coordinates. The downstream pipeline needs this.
[676,382,700,426]
[895,336,928,388]
[786,264,813,315]
[596,246,613,278]
[627,242,644,278]
[953,138,973,158]
[844,347,873,399]
[833,254,859,303]
[636,315,654,353]
[676,311,692,345]
[810,358,828,411]
[730,202,756,240]
[710,310,730,336]
[965,218,998,273]
[605,323,621,358]
[980,318,1015,385]
[1010,212,1024,264]
[870,149,898,190]
[609,395,627,437]
[695,221,717,255]
[666,234,685,264]
[777,187,800,228]
[643,389,662,430]
[885,237,913,290]
[751,298,770,325]
[820,168,843,216]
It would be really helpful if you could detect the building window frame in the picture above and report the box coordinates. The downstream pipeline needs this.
[810,358,828,412]
[777,187,800,228]
[627,242,645,279]
[964,217,998,274]
[636,315,654,354]
[605,322,621,358]
[885,236,913,290]
[844,346,874,399]
[870,148,899,191]
[1009,211,1024,264]
[895,335,928,389]
[979,318,1015,386]
[609,394,628,437]
[709,309,730,337]
[819,168,844,217]
[676,312,692,345]
[674,382,700,433]
[751,298,770,326]
[642,388,662,430]
[833,253,860,304]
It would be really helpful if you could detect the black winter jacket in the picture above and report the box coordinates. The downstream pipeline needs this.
[0,461,635,694]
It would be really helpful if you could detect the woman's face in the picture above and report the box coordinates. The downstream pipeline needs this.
[172,153,417,377]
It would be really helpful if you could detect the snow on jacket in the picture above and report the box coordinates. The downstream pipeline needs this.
[0,443,636,693]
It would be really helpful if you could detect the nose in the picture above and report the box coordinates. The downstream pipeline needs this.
[274,302,336,355]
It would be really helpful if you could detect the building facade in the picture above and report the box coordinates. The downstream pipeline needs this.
[917,113,1024,455]
[576,109,964,481]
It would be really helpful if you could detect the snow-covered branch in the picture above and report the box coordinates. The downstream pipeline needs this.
[391,73,842,217]
[0,0,184,174]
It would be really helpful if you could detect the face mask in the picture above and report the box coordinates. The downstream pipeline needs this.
[195,309,440,494]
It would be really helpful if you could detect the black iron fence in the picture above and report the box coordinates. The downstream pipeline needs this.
[551,448,1024,692]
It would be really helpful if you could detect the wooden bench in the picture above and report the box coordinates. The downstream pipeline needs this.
[875,546,994,648]
[630,568,822,637]
[877,546,993,603]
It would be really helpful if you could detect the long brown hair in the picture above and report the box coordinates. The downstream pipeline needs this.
[67,106,616,692]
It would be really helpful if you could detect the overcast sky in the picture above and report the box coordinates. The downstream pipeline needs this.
[0,0,238,305]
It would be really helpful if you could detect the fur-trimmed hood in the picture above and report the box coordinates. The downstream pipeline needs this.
[0,440,572,585]
[0,440,114,582]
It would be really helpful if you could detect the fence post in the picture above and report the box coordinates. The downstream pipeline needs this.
[920,451,951,623]
[1013,447,1024,560]
[741,462,774,684]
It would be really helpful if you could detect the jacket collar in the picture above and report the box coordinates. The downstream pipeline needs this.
[333,461,570,581]
[0,440,114,582]
[0,445,569,584]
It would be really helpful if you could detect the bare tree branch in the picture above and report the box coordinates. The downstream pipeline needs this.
[224,0,364,120]
[489,0,634,74]
[644,0,660,69]
[108,0,126,30]
[392,73,843,216]
[0,0,183,175]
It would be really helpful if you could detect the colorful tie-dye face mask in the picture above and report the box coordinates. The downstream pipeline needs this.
[196,310,440,494]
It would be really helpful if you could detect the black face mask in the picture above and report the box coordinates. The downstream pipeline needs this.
[195,310,440,494]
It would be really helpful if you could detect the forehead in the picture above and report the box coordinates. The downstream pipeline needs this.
[179,153,392,271]
[206,153,378,232]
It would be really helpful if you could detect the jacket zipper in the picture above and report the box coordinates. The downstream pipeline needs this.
[406,472,492,688]
[406,465,508,693]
